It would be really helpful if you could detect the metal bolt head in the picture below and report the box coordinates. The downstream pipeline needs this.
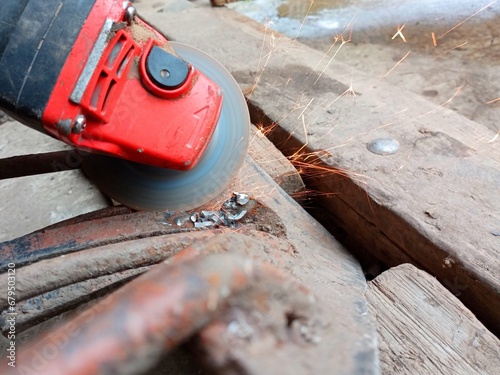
[367,138,400,155]
[72,115,86,134]
[124,5,137,25]
[57,119,72,136]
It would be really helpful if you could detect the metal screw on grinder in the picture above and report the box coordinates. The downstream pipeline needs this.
[72,115,87,134]
[124,5,136,25]
[146,47,190,91]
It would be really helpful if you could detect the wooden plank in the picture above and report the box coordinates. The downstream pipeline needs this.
[367,264,500,375]
[248,125,304,195]
[0,121,109,242]
[138,0,500,334]
[1,156,380,374]
[194,156,379,373]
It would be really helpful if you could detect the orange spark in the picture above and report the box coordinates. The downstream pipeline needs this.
[381,50,411,79]
[438,0,497,40]
[291,158,370,184]
[255,122,278,138]
[314,33,351,85]
[297,98,315,119]
[289,115,310,160]
[315,15,355,70]
[346,75,357,99]
[431,32,437,47]
[417,84,466,118]
[391,24,407,43]
[447,42,467,52]
[291,189,338,200]
[488,131,499,143]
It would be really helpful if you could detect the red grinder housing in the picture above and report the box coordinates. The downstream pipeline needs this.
[0,0,223,170]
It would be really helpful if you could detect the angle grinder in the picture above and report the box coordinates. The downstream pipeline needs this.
[0,0,250,211]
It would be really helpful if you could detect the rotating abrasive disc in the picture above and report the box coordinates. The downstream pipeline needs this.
[82,43,250,211]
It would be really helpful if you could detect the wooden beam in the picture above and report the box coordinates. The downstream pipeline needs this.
[138,1,500,334]
[367,264,500,374]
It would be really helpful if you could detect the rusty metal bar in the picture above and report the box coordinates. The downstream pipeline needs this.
[0,151,78,180]
[43,206,132,230]
[10,240,314,375]
[0,211,195,272]
[0,267,148,335]
[0,199,284,273]
[0,230,231,310]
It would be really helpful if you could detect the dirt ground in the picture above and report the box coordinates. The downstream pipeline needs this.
[228,0,500,134]
[312,18,500,135]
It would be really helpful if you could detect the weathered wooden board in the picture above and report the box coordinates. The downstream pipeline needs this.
[0,75,376,375]
[0,121,110,242]
[248,125,304,195]
[367,264,500,375]
[203,156,380,374]
[0,160,379,374]
[138,0,500,333]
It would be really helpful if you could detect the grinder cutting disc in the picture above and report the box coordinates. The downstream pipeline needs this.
[82,43,250,211]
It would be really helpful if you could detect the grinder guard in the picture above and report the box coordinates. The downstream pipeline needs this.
[0,0,223,170]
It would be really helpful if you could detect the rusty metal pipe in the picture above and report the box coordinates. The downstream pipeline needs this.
[0,151,78,180]
[0,211,195,272]
[1,267,149,335]
[0,230,230,310]
[10,241,313,375]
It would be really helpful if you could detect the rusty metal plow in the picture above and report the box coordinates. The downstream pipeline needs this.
[3,228,334,375]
